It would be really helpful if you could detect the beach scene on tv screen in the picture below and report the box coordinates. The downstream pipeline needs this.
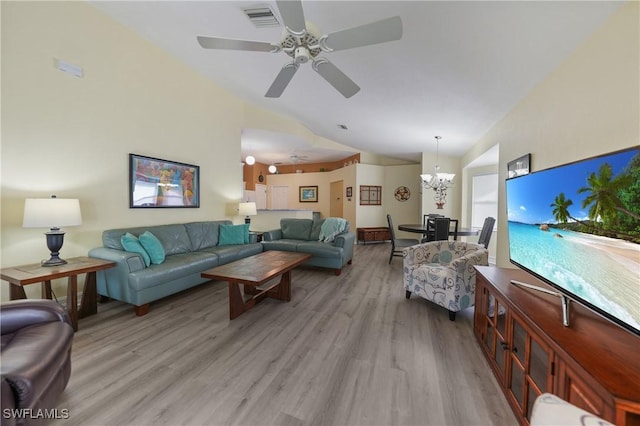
[507,148,640,333]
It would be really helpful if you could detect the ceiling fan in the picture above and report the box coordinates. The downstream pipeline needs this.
[289,154,309,164]
[197,1,402,98]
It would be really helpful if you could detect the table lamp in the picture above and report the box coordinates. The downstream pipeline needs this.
[238,202,257,225]
[23,195,83,266]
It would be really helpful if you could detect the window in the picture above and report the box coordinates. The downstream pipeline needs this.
[359,185,381,205]
[472,174,498,228]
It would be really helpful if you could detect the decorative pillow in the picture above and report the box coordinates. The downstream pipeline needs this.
[139,231,165,264]
[218,224,249,246]
[120,232,151,267]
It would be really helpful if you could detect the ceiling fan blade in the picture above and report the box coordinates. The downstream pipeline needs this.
[312,59,360,98]
[265,63,299,98]
[276,0,306,35]
[323,16,402,52]
[197,36,276,52]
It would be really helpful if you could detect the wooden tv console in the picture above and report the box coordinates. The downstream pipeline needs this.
[474,266,640,426]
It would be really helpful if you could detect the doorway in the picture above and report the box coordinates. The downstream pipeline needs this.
[271,185,289,209]
[255,184,267,210]
[330,180,344,218]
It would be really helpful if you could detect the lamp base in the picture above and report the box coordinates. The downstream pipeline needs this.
[42,229,67,267]
[41,256,68,267]
[245,217,251,225]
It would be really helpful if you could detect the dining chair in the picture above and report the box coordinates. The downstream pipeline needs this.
[433,217,451,241]
[449,218,459,240]
[422,216,451,243]
[423,213,444,225]
[477,217,496,248]
[387,214,420,264]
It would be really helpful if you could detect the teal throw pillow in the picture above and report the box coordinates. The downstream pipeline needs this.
[219,224,249,246]
[120,232,151,267]
[139,231,165,264]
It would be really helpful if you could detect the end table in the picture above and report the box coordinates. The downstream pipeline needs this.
[1,256,115,331]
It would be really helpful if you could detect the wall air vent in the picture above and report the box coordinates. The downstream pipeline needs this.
[242,5,280,28]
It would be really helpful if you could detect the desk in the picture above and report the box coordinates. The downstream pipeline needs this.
[398,224,480,240]
[1,256,115,331]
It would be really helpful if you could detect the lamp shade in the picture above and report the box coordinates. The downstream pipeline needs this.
[238,202,257,217]
[23,197,82,228]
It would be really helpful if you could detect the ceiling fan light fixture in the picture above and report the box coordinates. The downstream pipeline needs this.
[197,1,402,98]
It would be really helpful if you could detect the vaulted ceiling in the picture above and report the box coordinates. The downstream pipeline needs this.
[88,1,622,165]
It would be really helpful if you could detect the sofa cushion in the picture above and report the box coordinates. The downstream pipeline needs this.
[203,243,263,265]
[309,219,324,241]
[185,221,228,250]
[281,219,312,240]
[219,224,249,245]
[127,252,218,291]
[145,224,192,255]
[261,240,302,252]
[139,231,165,265]
[296,241,344,258]
[120,233,151,267]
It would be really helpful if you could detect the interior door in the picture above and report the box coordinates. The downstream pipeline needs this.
[255,184,267,210]
[270,185,289,209]
[330,180,344,218]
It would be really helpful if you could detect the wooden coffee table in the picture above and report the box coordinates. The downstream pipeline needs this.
[201,250,311,320]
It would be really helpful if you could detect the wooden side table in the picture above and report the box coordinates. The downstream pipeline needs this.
[356,227,391,244]
[1,256,115,331]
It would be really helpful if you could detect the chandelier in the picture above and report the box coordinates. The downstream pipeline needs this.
[421,136,455,209]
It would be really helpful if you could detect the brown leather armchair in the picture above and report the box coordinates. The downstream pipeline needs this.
[1,300,74,426]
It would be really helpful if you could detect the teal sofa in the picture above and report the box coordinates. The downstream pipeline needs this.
[261,218,355,275]
[88,221,263,316]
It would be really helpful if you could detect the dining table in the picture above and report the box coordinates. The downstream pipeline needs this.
[398,223,480,241]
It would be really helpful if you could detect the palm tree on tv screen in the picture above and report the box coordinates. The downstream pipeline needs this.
[550,152,640,243]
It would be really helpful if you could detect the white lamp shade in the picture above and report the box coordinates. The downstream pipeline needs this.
[23,198,82,228]
[436,173,455,183]
[238,202,257,217]
[245,155,256,165]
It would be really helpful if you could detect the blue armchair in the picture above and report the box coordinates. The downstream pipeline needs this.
[403,241,488,320]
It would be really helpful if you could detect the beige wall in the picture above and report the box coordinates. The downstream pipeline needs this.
[0,2,244,299]
[383,164,423,239]
[0,2,358,300]
[462,1,639,267]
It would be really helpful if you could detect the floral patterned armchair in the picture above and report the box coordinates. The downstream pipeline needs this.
[403,241,489,320]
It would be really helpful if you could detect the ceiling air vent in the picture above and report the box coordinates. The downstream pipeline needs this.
[242,5,280,28]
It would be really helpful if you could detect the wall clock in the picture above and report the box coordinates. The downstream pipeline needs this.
[258,173,264,183]
[394,186,410,201]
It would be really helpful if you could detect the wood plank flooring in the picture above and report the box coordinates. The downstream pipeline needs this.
[52,243,516,426]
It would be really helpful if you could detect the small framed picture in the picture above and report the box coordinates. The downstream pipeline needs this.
[346,187,352,198]
[299,185,318,202]
[508,153,531,178]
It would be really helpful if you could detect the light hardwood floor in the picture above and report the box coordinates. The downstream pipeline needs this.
[52,243,516,426]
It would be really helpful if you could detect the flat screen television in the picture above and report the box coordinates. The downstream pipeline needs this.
[505,146,640,336]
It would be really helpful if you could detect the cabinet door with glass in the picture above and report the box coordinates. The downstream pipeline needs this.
[475,283,509,384]
[506,311,554,423]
